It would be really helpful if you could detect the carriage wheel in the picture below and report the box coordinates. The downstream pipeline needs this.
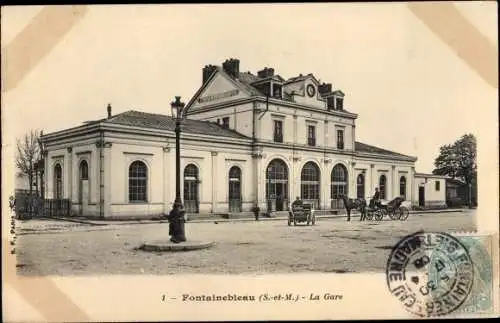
[375,210,384,221]
[391,209,401,220]
[399,207,410,221]
[366,211,374,221]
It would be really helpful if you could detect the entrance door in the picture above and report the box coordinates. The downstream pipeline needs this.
[331,164,348,209]
[228,166,241,213]
[184,164,199,213]
[266,159,289,212]
[418,186,425,207]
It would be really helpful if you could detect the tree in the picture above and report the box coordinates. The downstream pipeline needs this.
[15,130,43,196]
[433,134,477,207]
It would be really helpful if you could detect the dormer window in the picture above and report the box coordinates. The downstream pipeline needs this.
[253,68,284,99]
[255,81,283,99]
[327,96,335,110]
[336,97,343,111]
[273,84,282,99]
[222,117,230,129]
[255,83,271,97]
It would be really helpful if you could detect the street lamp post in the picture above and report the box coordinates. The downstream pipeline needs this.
[168,96,187,243]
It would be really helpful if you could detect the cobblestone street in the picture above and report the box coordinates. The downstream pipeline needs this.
[16,211,476,276]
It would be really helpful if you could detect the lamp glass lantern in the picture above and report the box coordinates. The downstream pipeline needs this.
[171,96,185,121]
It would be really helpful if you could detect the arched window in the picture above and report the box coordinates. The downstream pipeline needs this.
[79,160,88,180]
[228,166,242,212]
[265,159,289,211]
[129,161,147,202]
[357,173,365,199]
[400,176,407,199]
[184,164,199,213]
[54,163,63,199]
[379,175,387,200]
[301,162,320,207]
[331,164,348,208]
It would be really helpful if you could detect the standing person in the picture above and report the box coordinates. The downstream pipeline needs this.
[9,195,16,211]
[369,188,380,208]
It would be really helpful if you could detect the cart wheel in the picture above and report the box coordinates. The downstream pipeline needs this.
[375,210,383,221]
[399,207,409,221]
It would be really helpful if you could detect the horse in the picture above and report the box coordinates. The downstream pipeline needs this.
[339,195,367,221]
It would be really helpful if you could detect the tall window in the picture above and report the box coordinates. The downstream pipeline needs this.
[337,130,344,150]
[357,174,365,199]
[307,125,316,146]
[435,180,440,191]
[54,164,62,199]
[79,160,88,180]
[400,176,407,199]
[331,164,348,199]
[222,117,230,129]
[129,161,147,202]
[228,166,242,202]
[301,162,320,204]
[274,120,283,143]
[184,164,200,213]
[379,175,387,200]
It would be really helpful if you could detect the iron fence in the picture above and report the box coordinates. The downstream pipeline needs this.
[13,191,70,218]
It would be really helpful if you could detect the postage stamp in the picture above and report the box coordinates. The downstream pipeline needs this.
[386,231,493,317]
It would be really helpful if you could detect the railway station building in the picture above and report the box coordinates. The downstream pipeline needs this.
[41,58,447,218]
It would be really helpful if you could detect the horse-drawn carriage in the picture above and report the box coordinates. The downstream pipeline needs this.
[365,196,409,221]
[288,203,315,226]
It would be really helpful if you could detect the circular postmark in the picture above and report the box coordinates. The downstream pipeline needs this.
[386,232,474,317]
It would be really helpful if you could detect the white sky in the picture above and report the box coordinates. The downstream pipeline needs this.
[2,3,498,174]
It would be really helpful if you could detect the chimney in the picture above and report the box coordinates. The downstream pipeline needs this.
[107,103,112,118]
[222,58,240,78]
[318,83,332,94]
[202,64,217,84]
[257,67,275,79]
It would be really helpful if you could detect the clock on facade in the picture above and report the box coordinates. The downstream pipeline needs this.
[306,84,316,97]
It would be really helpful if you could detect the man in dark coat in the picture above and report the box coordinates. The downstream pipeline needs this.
[369,188,380,208]
[291,196,303,209]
